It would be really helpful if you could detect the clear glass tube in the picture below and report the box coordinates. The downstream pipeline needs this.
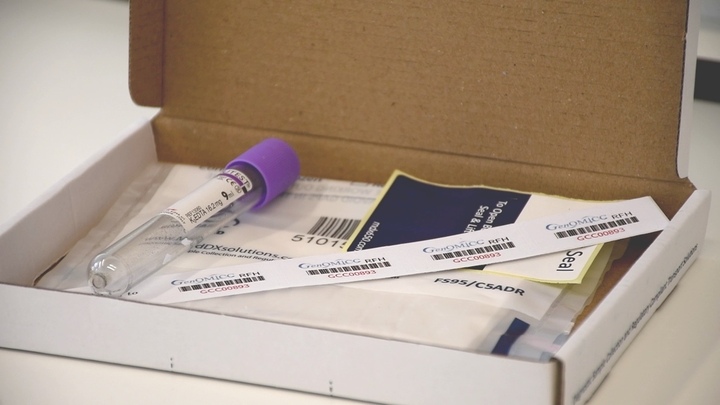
[88,163,264,296]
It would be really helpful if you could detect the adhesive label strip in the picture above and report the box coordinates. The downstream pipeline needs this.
[125,196,668,304]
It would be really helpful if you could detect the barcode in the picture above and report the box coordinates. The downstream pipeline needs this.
[177,275,266,292]
[305,261,391,275]
[554,216,639,239]
[430,241,516,261]
[307,216,360,240]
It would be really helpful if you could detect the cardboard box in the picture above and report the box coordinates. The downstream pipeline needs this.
[0,0,710,403]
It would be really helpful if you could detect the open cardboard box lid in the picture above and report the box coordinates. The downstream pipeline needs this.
[129,0,697,218]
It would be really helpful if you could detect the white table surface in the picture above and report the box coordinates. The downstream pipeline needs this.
[1,1,718,404]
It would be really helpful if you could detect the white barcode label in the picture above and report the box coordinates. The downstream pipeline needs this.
[305,260,392,276]
[430,241,517,261]
[177,275,266,292]
[125,196,670,304]
[553,216,639,239]
[307,216,361,239]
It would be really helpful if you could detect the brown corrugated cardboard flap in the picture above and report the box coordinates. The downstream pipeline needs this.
[129,0,695,217]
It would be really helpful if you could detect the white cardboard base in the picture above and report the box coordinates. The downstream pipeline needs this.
[0,121,710,405]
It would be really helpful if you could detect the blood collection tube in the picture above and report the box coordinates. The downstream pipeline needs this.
[88,138,300,297]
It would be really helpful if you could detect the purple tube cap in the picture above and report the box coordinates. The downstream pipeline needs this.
[225,138,301,209]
